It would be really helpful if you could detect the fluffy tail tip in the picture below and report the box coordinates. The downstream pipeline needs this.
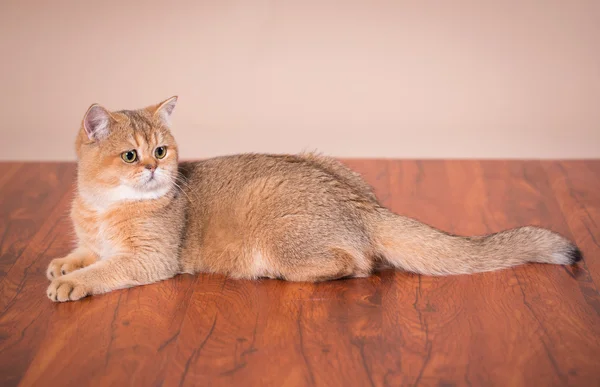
[567,246,583,264]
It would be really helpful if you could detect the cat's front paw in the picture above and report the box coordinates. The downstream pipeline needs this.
[46,258,83,279]
[47,259,62,279]
[47,277,90,302]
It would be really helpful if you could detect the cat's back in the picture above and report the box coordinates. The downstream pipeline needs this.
[181,153,378,205]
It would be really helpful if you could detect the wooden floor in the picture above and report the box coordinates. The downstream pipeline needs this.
[1,160,599,387]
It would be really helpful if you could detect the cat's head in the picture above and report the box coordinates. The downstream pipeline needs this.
[75,97,180,208]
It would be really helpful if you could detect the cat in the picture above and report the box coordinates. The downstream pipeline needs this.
[46,97,582,302]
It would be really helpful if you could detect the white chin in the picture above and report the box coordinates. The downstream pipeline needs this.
[141,179,162,191]
[120,181,171,201]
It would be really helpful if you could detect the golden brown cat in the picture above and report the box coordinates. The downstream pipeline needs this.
[46,97,582,302]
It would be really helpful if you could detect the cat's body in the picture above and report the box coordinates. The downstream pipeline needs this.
[46,98,582,302]
[178,153,379,280]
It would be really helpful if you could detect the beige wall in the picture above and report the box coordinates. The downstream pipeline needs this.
[1,0,599,161]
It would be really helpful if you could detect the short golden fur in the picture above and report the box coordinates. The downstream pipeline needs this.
[46,98,582,302]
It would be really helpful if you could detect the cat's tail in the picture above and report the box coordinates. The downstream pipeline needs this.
[371,209,582,275]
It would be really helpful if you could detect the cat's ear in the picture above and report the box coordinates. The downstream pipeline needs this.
[151,96,178,126]
[83,104,112,140]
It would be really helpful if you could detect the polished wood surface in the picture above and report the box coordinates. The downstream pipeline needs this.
[1,160,599,387]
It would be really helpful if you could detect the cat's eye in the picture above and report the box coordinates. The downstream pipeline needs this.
[154,146,167,159]
[121,150,138,163]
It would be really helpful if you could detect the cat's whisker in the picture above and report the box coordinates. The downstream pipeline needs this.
[172,173,201,202]
[168,176,195,204]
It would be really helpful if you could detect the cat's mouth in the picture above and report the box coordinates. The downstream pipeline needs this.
[134,169,172,193]
[143,176,160,188]
[136,173,161,191]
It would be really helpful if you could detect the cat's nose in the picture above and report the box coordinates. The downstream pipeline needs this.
[145,164,156,171]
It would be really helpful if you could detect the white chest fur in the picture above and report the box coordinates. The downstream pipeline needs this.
[80,184,172,213]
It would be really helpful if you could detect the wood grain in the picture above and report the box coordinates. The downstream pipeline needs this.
[476,161,600,386]
[0,160,599,387]
[543,161,600,290]
[0,163,76,387]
